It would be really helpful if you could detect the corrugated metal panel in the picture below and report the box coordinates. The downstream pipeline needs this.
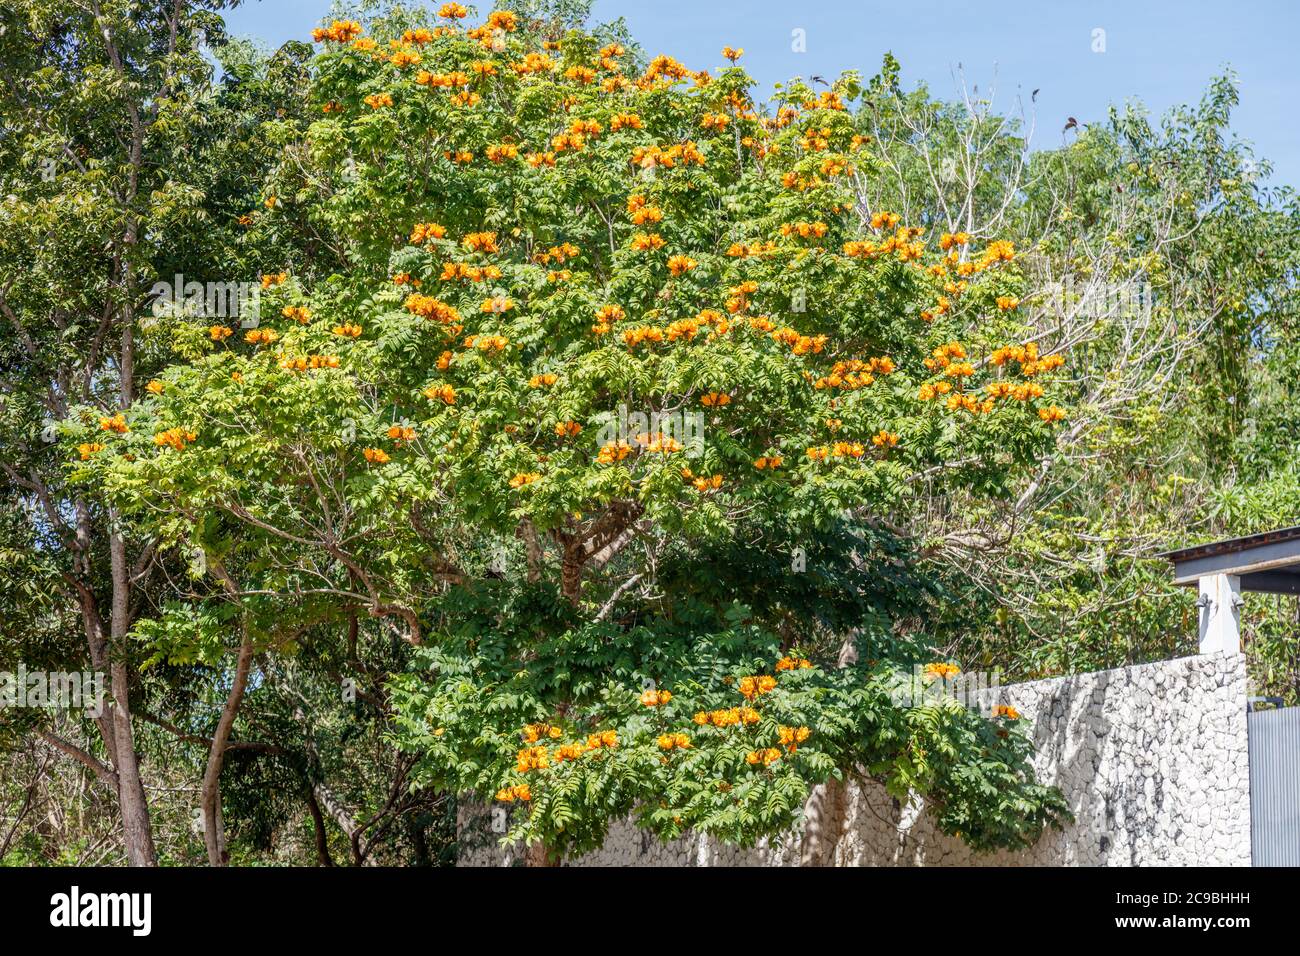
[1248,706,1300,866]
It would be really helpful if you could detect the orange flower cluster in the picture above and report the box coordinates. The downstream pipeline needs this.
[989,343,1065,377]
[700,391,731,407]
[78,442,104,460]
[209,325,233,341]
[984,381,1044,402]
[312,20,362,43]
[99,413,128,434]
[331,323,362,338]
[627,195,663,225]
[591,303,624,334]
[635,432,682,454]
[725,240,778,259]
[631,142,705,171]
[533,242,579,265]
[871,430,899,447]
[778,725,811,752]
[771,327,827,355]
[610,112,643,131]
[776,656,812,671]
[153,427,196,451]
[622,325,664,347]
[494,784,531,802]
[666,254,697,276]
[813,356,895,391]
[939,232,970,250]
[403,294,462,325]
[528,373,557,388]
[746,748,782,767]
[522,723,564,743]
[978,240,1016,267]
[629,232,666,253]
[242,328,277,345]
[780,221,828,240]
[363,92,393,109]
[738,675,777,700]
[480,295,513,314]
[596,440,633,464]
[260,272,287,289]
[509,472,541,488]
[280,354,339,372]
[467,335,509,354]
[691,473,723,491]
[440,262,502,283]
[993,705,1021,720]
[693,707,761,727]
[1038,405,1067,423]
[423,383,456,405]
[996,296,1019,311]
[417,70,470,89]
[387,425,416,442]
[460,231,498,253]
[924,342,967,373]
[752,455,784,470]
[555,420,582,438]
[516,746,551,772]
[282,306,312,323]
[640,689,673,707]
[925,662,960,680]
[657,733,692,750]
[514,53,555,77]
[362,447,390,464]
[409,222,447,244]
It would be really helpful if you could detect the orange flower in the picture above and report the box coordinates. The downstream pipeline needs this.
[99,413,128,434]
[423,383,456,405]
[666,254,697,276]
[153,427,196,451]
[640,689,673,707]
[993,705,1020,720]
[509,471,541,488]
[461,231,498,253]
[362,447,390,464]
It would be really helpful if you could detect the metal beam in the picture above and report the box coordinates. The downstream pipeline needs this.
[1170,536,1300,585]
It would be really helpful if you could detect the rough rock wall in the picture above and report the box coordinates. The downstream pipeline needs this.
[458,652,1251,866]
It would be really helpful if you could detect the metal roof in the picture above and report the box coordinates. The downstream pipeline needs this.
[1160,525,1300,594]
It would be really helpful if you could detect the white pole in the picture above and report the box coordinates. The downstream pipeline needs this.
[1198,573,1242,655]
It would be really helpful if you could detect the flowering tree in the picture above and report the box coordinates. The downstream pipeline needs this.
[76,5,1071,863]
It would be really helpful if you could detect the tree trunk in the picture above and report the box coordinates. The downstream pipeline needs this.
[799,637,859,867]
[108,523,157,866]
[525,841,560,867]
[201,614,255,866]
[306,790,335,866]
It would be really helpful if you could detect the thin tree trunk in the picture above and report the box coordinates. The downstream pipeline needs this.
[305,790,335,867]
[525,841,560,867]
[108,524,157,866]
[200,611,255,866]
[799,637,858,867]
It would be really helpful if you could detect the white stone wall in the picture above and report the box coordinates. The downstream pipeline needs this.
[458,652,1251,866]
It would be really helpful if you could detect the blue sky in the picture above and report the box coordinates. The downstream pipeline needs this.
[222,0,1300,187]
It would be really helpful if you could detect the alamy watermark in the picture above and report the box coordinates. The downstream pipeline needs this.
[1046,275,1153,320]
[595,404,705,458]
[886,664,1003,717]
[148,274,261,328]
[0,664,104,718]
